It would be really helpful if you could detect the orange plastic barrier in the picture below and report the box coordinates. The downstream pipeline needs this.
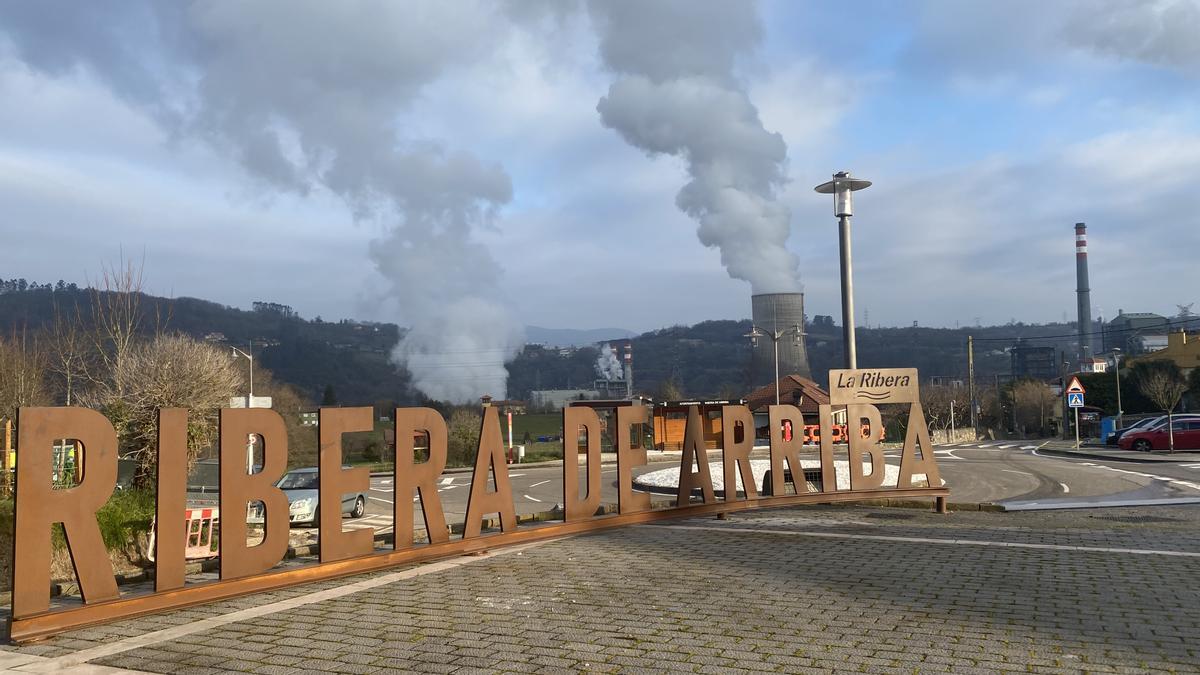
[184,507,219,560]
[799,423,881,444]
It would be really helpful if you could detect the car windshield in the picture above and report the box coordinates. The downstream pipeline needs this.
[276,472,318,490]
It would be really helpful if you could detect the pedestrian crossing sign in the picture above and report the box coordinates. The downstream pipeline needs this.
[1067,392,1084,408]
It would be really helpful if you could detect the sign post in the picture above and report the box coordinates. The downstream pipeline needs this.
[1065,377,1086,450]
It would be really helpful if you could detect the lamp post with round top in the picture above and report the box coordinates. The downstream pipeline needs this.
[814,171,872,369]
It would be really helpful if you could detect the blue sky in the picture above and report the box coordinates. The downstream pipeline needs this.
[1,0,1198,338]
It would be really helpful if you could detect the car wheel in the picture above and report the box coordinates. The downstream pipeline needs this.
[1134,439,1152,452]
[351,495,366,518]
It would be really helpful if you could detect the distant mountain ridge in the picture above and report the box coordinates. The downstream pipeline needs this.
[0,277,1116,405]
[524,325,635,347]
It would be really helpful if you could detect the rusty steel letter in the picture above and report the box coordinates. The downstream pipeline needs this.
[847,404,886,490]
[463,406,517,538]
[721,405,757,501]
[155,408,189,592]
[394,407,450,548]
[563,406,602,522]
[898,401,942,489]
[12,408,120,618]
[816,404,839,492]
[219,408,290,580]
[319,407,374,563]
[677,406,715,504]
[767,404,806,496]
[616,404,651,515]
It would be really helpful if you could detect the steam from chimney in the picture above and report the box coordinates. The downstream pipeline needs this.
[595,343,624,381]
[589,0,799,294]
[0,3,527,403]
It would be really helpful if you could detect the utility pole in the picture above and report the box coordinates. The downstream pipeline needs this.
[1060,351,1070,440]
[967,336,977,435]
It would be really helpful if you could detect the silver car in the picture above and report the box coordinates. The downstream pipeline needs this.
[269,467,367,527]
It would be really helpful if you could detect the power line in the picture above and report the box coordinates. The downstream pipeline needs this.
[970,316,1199,343]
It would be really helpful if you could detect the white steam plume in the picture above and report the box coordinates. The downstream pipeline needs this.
[588,0,799,293]
[595,343,624,381]
[0,1,526,403]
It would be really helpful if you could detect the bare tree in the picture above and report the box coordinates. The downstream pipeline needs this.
[47,300,92,405]
[919,385,966,435]
[88,256,159,397]
[1133,360,1188,452]
[1012,379,1056,437]
[81,333,241,484]
[0,329,51,422]
[0,330,51,495]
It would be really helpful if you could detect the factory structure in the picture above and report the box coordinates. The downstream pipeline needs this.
[749,292,812,386]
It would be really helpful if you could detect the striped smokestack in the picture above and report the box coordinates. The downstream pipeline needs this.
[623,344,633,400]
[1075,222,1092,362]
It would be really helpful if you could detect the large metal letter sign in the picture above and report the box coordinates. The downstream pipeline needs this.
[7,369,947,642]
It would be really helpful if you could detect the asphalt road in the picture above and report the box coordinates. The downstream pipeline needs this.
[189,440,1200,546]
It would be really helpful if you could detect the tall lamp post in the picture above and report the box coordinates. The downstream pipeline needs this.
[231,341,254,407]
[814,171,872,369]
[1110,347,1123,429]
[231,341,256,475]
[745,323,805,405]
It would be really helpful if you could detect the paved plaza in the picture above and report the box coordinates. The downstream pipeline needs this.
[3,503,1200,673]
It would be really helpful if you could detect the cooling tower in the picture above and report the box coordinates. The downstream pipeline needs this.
[751,293,812,387]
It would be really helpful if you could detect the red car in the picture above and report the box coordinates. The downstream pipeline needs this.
[1118,418,1200,451]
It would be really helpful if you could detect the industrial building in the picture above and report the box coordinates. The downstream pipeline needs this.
[1010,340,1058,380]
[749,292,811,386]
[1103,310,1170,354]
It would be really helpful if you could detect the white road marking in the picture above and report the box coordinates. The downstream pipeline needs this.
[379,479,392,485]
[1059,482,1070,493]
[1001,469,1033,476]
[644,524,1200,558]
[508,473,527,478]
[998,444,1017,449]
[1078,463,1200,492]
[529,480,551,488]
[438,484,461,491]
[1182,464,1200,469]
[368,496,394,505]
[439,477,454,486]
[9,543,549,672]
[1020,445,1036,450]
[523,494,542,503]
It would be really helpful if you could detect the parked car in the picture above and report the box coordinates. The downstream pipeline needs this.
[249,467,367,526]
[1118,418,1200,452]
[1108,414,1200,446]
[1106,416,1163,446]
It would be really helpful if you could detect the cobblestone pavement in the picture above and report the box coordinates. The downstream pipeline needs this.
[4,504,1200,673]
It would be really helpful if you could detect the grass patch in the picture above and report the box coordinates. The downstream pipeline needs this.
[509,413,563,442]
[520,441,564,463]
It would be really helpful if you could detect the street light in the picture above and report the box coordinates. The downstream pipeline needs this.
[231,341,254,406]
[745,323,805,405]
[1110,347,1123,429]
[814,171,872,369]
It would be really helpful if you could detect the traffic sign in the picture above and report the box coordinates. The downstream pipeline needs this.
[1065,376,1085,394]
[1067,392,1085,408]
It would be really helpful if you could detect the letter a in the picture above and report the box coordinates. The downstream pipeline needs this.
[677,406,715,504]
[463,406,518,538]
